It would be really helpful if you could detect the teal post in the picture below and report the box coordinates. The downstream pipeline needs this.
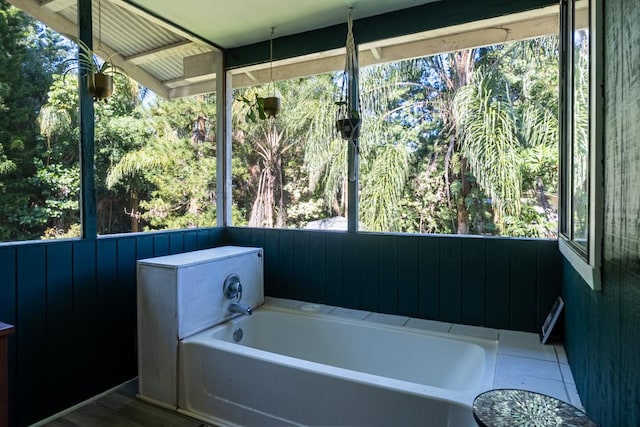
[78,0,97,239]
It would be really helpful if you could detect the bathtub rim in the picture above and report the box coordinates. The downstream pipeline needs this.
[179,302,498,407]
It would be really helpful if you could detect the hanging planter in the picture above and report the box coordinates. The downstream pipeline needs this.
[263,96,281,118]
[335,8,361,143]
[238,28,282,121]
[87,72,114,100]
[335,101,361,140]
[62,38,125,102]
[263,27,281,118]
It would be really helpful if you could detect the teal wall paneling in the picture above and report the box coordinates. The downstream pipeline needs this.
[247,229,265,248]
[0,248,16,325]
[169,233,184,254]
[263,230,282,298]
[359,234,380,312]
[95,239,118,392]
[462,238,486,325]
[0,228,223,426]
[152,233,169,256]
[45,243,74,414]
[418,237,440,319]
[439,238,463,324]
[535,240,561,328]
[509,240,538,332]
[0,226,562,426]
[397,236,419,317]
[561,0,640,423]
[620,266,640,424]
[16,246,46,425]
[324,233,343,306]
[484,239,511,328]
[183,231,198,251]
[278,230,295,299]
[136,235,154,260]
[341,235,361,308]
[196,229,213,249]
[563,260,623,426]
[377,235,399,314]
[71,240,98,400]
[293,231,310,302]
[224,228,561,332]
[116,238,137,380]
[308,232,326,303]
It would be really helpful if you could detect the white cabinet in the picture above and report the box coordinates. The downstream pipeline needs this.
[137,246,263,407]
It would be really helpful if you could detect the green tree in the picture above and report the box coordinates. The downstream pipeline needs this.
[106,95,218,230]
[0,1,69,240]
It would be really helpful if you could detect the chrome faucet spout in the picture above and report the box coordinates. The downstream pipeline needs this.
[229,303,252,316]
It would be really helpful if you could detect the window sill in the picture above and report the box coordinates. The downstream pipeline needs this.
[559,236,601,291]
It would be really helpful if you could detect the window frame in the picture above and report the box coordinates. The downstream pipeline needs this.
[558,0,603,290]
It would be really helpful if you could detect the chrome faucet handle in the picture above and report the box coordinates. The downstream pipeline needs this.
[223,274,242,301]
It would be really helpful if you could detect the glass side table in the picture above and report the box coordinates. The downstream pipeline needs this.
[472,389,597,427]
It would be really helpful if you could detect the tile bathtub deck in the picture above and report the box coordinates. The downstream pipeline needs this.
[266,297,583,410]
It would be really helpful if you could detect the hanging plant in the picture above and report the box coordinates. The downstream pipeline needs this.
[240,94,279,122]
[62,38,126,101]
[335,100,361,140]
[335,8,361,142]
[264,27,281,118]
[263,96,281,118]
[240,27,281,122]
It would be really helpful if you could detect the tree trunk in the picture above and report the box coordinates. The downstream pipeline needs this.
[130,191,140,232]
[456,157,471,234]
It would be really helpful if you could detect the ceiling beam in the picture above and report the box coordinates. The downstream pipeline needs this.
[9,0,78,34]
[40,0,74,12]
[229,5,565,89]
[8,0,169,97]
[183,51,216,83]
[168,79,216,99]
[124,40,196,65]
[370,47,382,61]
[96,43,170,97]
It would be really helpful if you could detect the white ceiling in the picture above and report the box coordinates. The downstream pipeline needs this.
[128,0,439,48]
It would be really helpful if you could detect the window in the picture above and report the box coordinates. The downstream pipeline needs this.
[356,38,560,237]
[0,7,80,242]
[229,14,562,237]
[98,94,219,234]
[559,0,603,290]
[231,75,345,230]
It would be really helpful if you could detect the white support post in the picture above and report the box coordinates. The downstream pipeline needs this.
[216,52,233,226]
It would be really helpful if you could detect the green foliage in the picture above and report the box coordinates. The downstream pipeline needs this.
[61,37,126,78]
[1,3,561,241]
[0,1,71,241]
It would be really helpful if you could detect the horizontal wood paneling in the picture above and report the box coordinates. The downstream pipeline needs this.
[225,228,562,331]
[0,228,223,426]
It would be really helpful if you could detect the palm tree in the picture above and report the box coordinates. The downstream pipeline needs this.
[233,37,558,236]
[105,139,169,232]
[247,124,293,227]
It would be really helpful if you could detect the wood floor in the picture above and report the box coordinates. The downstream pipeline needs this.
[41,381,213,427]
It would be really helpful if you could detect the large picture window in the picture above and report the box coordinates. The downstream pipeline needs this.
[559,0,603,290]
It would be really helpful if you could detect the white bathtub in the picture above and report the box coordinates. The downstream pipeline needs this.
[178,303,497,426]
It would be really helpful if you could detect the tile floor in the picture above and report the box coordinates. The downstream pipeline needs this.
[265,297,583,409]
